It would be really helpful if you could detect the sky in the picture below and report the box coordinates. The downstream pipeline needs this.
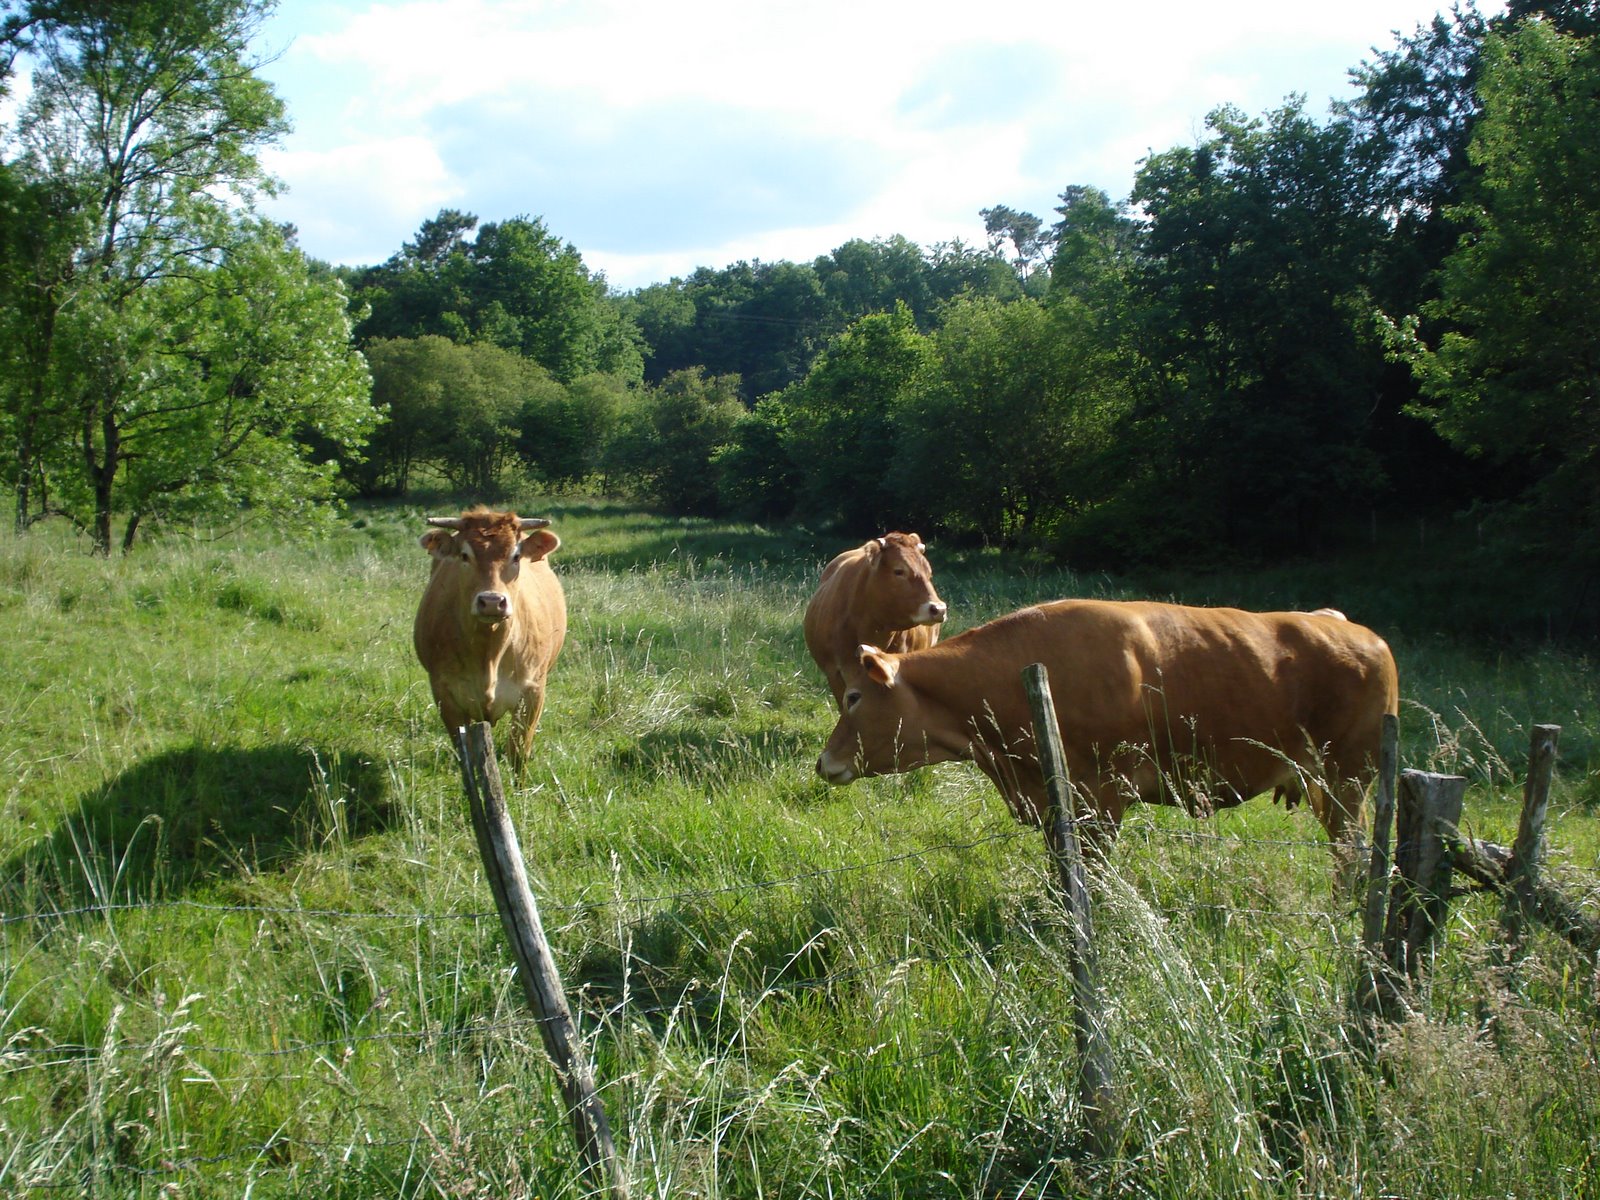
[250,0,1497,291]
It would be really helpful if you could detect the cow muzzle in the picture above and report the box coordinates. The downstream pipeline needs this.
[816,749,857,785]
[917,601,948,625]
[473,591,511,622]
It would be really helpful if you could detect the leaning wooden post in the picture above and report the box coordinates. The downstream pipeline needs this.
[457,724,626,1199]
[1499,725,1561,963]
[1383,770,1467,984]
[1022,664,1116,1154]
[1356,714,1400,1017]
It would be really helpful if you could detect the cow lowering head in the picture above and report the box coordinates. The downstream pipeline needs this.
[816,644,967,784]
[419,509,560,625]
[868,532,947,629]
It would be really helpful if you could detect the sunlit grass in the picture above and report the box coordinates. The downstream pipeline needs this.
[1,497,1596,1197]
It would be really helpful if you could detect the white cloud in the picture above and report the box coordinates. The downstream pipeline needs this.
[254,0,1501,287]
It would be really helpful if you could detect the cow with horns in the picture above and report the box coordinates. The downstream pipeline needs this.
[413,508,567,767]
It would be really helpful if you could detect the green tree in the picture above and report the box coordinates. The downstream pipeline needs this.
[1395,19,1600,564]
[894,296,1124,544]
[0,169,83,530]
[1127,100,1386,554]
[69,221,375,548]
[604,367,744,514]
[714,395,799,522]
[8,0,297,552]
[519,370,630,489]
[782,305,930,530]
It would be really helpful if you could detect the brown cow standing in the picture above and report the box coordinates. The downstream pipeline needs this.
[816,599,1398,874]
[803,532,948,708]
[414,508,567,768]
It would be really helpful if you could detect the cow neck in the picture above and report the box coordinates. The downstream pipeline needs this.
[894,641,984,763]
[905,631,1045,766]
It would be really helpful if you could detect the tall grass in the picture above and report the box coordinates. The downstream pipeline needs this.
[1,499,1596,1197]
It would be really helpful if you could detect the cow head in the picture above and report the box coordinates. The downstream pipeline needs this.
[816,643,966,784]
[868,531,947,629]
[420,510,559,626]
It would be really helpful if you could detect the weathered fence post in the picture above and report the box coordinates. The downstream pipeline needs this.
[1356,714,1400,1017]
[458,724,626,1200]
[1499,725,1561,962]
[1022,664,1116,1154]
[1383,770,1467,984]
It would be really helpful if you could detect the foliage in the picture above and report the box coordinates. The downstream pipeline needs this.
[894,295,1127,543]
[1395,19,1600,568]
[713,394,800,522]
[0,0,378,552]
[780,305,931,531]
[350,210,644,385]
[604,367,746,514]
[362,335,544,495]
[1124,100,1387,557]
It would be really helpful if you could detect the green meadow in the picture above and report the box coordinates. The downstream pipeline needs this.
[2,499,1596,1198]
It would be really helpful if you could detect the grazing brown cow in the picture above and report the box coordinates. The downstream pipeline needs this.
[803,532,948,708]
[413,508,567,768]
[816,600,1398,873]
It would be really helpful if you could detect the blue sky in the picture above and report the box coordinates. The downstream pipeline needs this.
[249,0,1499,290]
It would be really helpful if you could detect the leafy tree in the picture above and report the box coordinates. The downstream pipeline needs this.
[351,211,478,346]
[520,370,631,489]
[1127,100,1386,553]
[925,238,1022,303]
[714,395,799,522]
[894,296,1124,543]
[359,336,455,495]
[981,204,1052,286]
[782,305,930,531]
[813,236,933,328]
[351,210,644,385]
[6,0,324,552]
[0,170,82,530]
[71,221,374,547]
[1394,19,1600,565]
[630,259,833,398]
[604,367,744,514]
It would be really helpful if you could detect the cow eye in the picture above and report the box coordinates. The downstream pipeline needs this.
[845,690,862,710]
[459,548,470,561]
[892,567,906,577]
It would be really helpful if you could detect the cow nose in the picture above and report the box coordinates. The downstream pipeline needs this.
[816,751,855,785]
[473,591,510,620]
[928,601,948,623]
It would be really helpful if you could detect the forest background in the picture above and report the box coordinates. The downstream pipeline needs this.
[2,0,1598,638]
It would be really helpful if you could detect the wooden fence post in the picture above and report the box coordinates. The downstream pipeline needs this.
[1499,725,1561,962]
[1022,664,1116,1155]
[458,724,626,1200]
[1356,714,1400,1017]
[1383,770,1467,984]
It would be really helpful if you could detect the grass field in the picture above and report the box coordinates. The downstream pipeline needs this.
[2,497,1597,1198]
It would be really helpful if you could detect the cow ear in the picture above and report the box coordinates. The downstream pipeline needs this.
[865,538,884,560]
[859,644,899,687]
[420,528,455,558]
[519,529,561,562]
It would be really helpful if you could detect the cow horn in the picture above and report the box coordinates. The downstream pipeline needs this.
[519,517,552,530]
[876,537,887,549]
[425,517,464,529]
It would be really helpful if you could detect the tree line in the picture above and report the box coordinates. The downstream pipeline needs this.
[3,0,1598,617]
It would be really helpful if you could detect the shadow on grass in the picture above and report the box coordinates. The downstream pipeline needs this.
[1,743,396,911]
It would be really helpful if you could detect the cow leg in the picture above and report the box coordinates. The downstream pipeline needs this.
[436,697,472,745]
[1308,761,1371,896]
[506,683,546,772]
